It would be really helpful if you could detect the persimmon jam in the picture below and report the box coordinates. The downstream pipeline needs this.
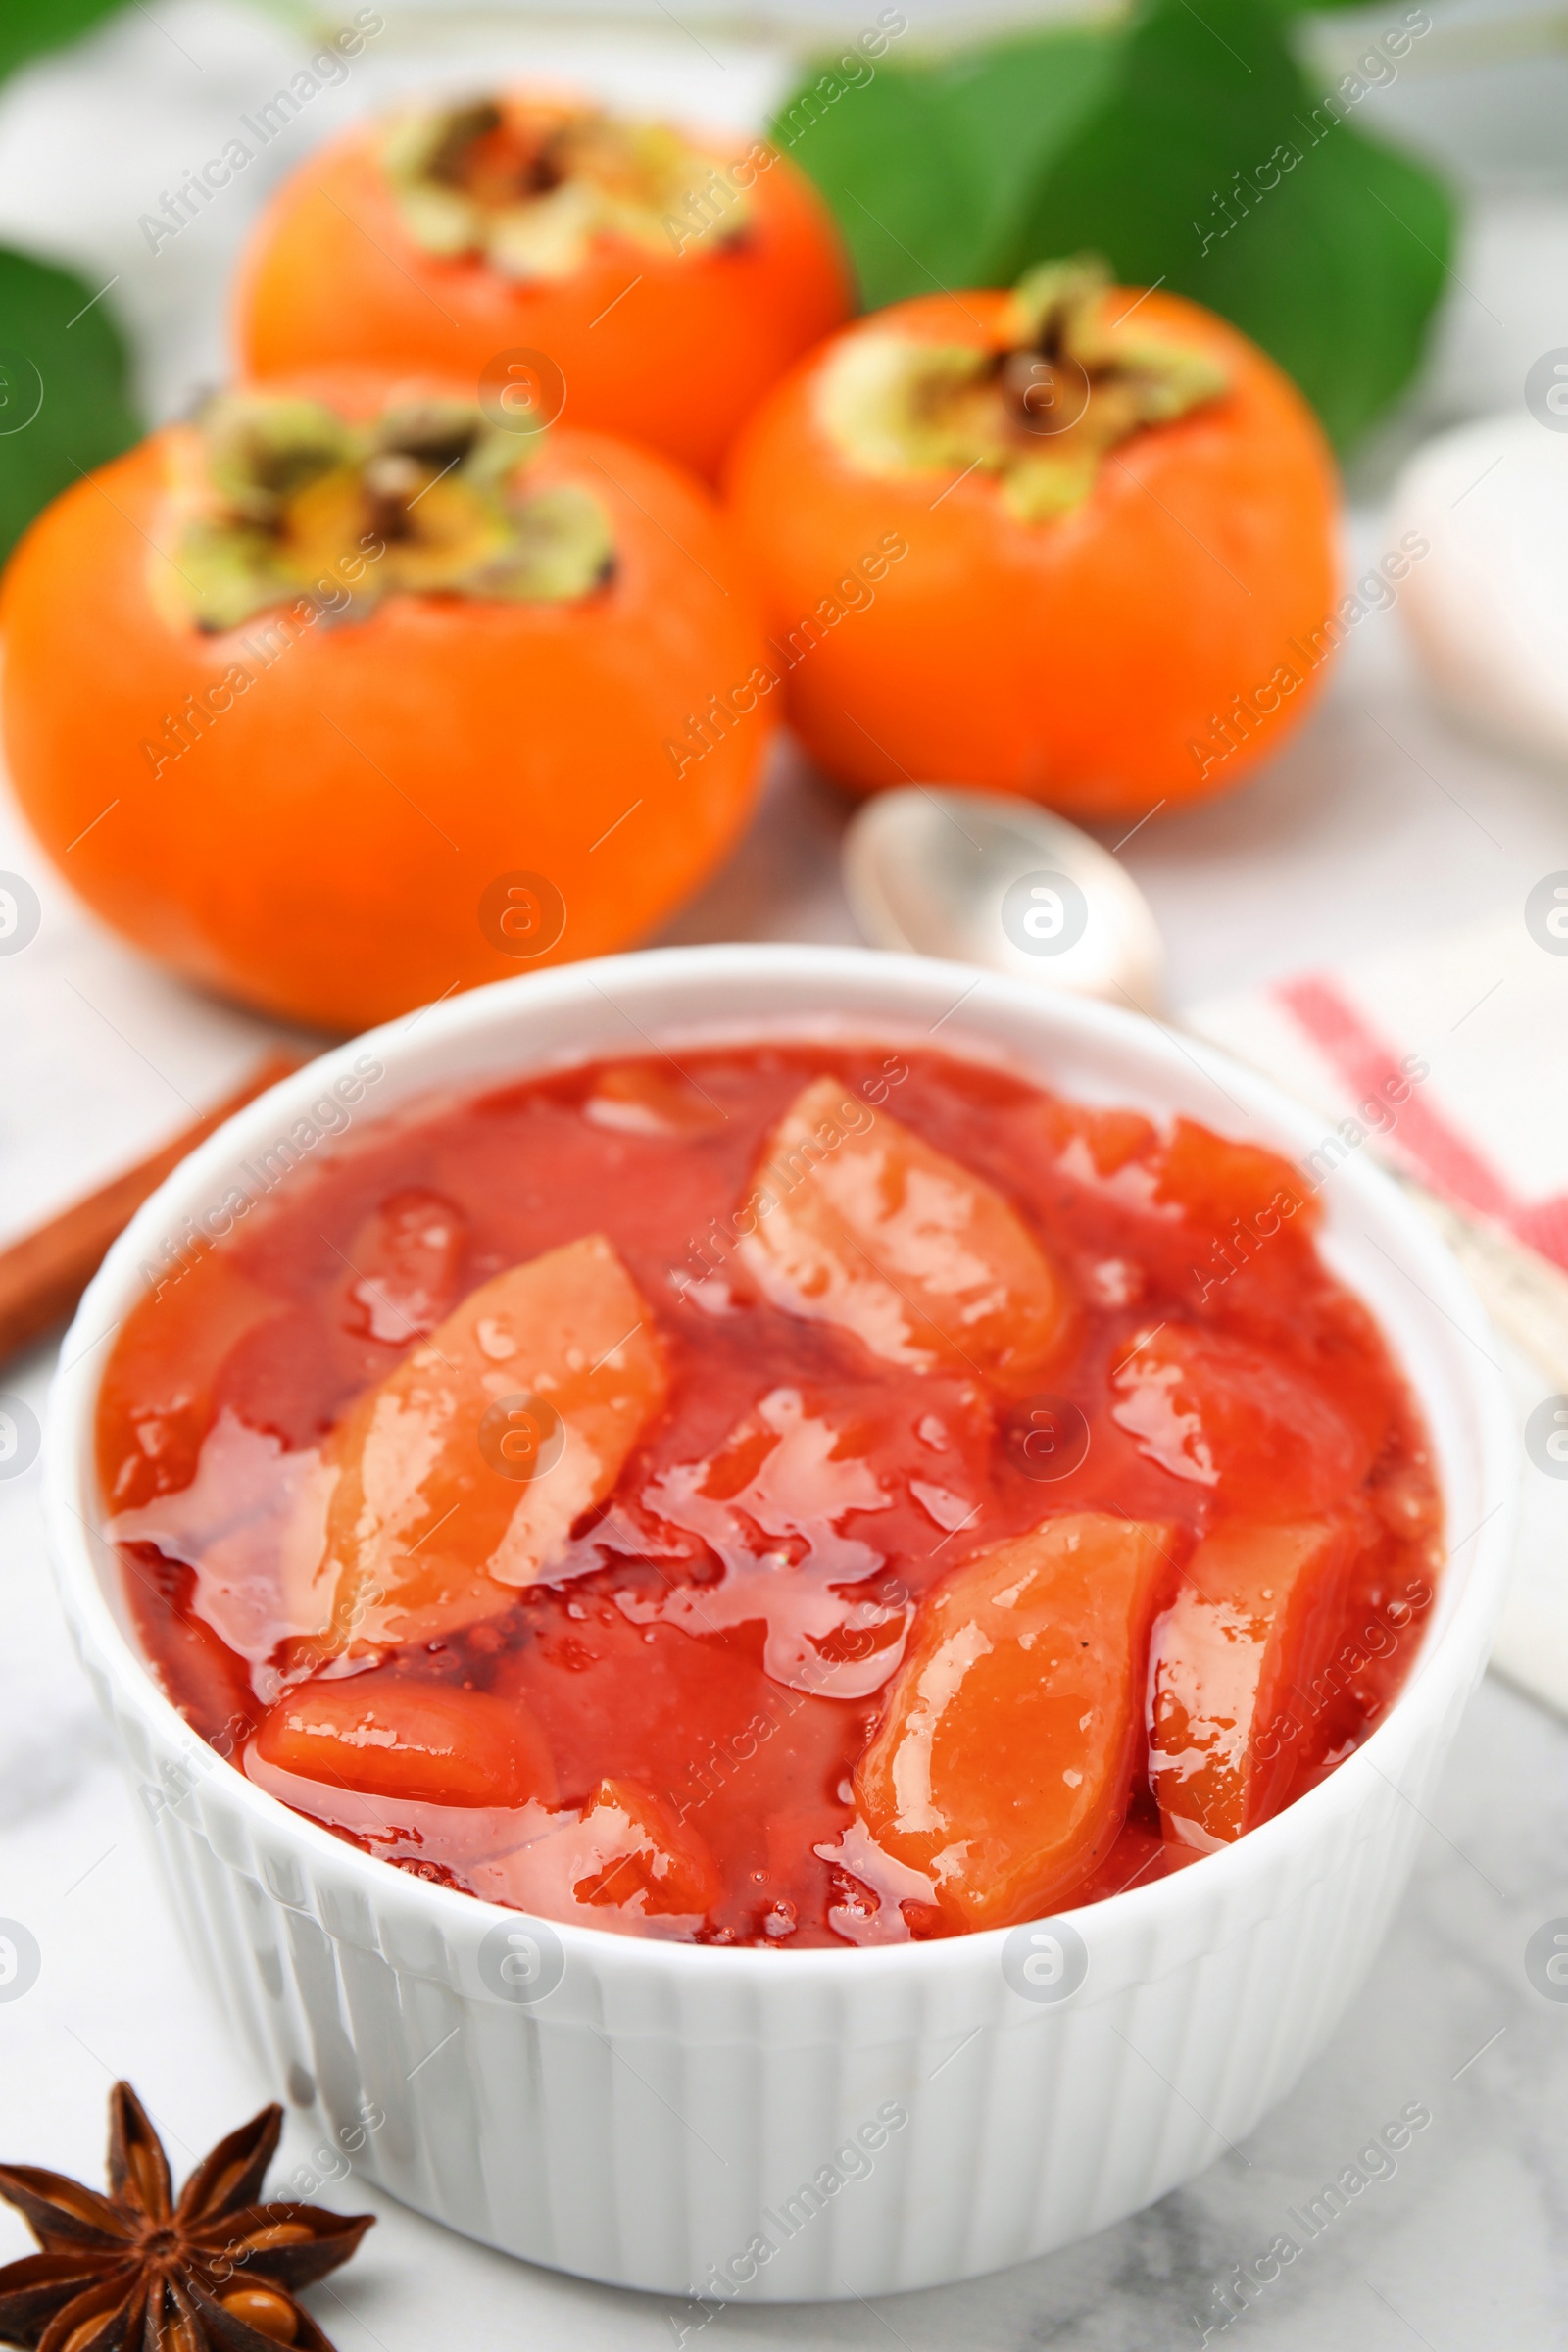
[100,1041,1443,1946]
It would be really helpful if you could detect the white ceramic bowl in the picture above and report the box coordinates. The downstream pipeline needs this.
[47,945,1515,2304]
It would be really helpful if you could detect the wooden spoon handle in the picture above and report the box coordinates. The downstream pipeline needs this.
[0,1051,305,1369]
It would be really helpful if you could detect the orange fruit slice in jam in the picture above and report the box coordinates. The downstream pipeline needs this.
[470,1774,723,1925]
[1148,1515,1360,1849]
[570,1779,723,1916]
[855,1509,1177,1930]
[252,1677,556,1808]
[1110,1323,1374,1518]
[738,1076,1074,1389]
[291,1234,666,1660]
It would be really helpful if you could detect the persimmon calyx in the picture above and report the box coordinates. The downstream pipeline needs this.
[382,96,747,279]
[167,391,613,632]
[816,254,1229,523]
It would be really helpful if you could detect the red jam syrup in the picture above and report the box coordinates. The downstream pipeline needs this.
[100,1043,1443,1946]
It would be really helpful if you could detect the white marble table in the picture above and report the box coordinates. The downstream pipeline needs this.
[1,3,1566,2344]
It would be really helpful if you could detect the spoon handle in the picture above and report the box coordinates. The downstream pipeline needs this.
[1392,1172,1568,1391]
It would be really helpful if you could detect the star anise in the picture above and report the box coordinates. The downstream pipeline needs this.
[0,2082,373,2351]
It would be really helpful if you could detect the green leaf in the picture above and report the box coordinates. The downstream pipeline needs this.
[773,70,984,311]
[0,247,141,564]
[1011,0,1454,448]
[0,0,126,84]
[771,27,1116,311]
[918,30,1122,280]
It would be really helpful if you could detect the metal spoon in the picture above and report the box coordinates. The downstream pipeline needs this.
[842,786,1166,1012]
[841,782,1568,1386]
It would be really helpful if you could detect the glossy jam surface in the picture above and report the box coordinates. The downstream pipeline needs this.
[101,1043,1442,1946]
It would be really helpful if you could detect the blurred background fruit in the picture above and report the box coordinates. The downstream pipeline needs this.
[1,380,772,1031]
[0,0,1562,1027]
[726,269,1339,817]
[234,90,853,483]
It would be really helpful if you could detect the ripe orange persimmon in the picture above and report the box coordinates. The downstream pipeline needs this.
[0,377,771,1033]
[725,259,1340,819]
[234,91,852,484]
